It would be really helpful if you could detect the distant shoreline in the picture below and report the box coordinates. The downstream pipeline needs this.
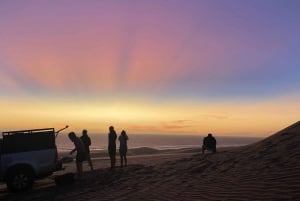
[55,134,263,154]
[58,146,242,161]
[58,146,200,158]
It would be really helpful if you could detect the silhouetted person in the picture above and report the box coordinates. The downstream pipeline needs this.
[119,130,129,167]
[80,129,94,171]
[202,133,217,154]
[108,126,117,169]
[69,132,86,178]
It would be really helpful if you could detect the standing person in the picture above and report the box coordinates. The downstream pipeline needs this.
[202,133,217,154]
[108,126,117,169]
[80,129,94,171]
[68,132,86,178]
[119,130,129,167]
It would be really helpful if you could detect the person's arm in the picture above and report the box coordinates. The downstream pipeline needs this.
[70,148,76,155]
[87,137,91,146]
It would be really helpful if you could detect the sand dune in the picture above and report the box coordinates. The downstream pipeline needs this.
[1,121,300,200]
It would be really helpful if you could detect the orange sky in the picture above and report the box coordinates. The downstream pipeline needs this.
[1,93,299,136]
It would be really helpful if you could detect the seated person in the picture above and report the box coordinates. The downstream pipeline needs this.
[202,133,217,154]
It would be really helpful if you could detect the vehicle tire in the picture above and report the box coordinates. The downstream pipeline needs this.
[6,168,34,192]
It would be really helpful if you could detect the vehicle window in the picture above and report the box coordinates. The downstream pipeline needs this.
[2,131,56,153]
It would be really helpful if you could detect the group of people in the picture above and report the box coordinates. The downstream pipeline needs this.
[68,128,216,177]
[108,126,129,169]
[68,126,129,177]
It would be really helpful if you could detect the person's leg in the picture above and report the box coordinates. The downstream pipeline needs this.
[109,151,116,169]
[112,154,116,168]
[212,146,216,153]
[109,153,113,169]
[120,155,123,167]
[76,155,83,178]
[76,161,83,178]
[87,154,94,170]
[124,154,127,167]
[119,150,123,167]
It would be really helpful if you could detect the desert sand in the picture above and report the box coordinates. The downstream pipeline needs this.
[1,121,300,201]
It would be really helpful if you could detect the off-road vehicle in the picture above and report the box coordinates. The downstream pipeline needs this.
[0,128,64,192]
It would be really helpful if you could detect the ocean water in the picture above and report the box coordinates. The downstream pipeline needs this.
[55,133,263,152]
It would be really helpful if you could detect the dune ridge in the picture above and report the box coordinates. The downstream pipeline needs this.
[56,121,300,200]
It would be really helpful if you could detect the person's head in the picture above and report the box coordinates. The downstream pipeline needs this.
[109,126,114,132]
[208,133,213,137]
[68,132,76,141]
[121,130,126,136]
[82,129,87,136]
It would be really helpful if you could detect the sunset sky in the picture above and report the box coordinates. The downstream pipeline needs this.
[0,0,299,136]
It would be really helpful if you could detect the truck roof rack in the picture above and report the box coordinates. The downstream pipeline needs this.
[1,128,56,153]
[2,128,55,136]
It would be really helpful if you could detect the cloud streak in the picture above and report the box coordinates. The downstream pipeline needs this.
[1,0,299,98]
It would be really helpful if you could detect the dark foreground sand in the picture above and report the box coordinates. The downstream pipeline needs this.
[1,121,300,201]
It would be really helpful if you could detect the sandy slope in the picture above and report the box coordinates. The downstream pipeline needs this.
[1,121,300,201]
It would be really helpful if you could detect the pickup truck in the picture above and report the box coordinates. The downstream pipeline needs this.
[0,128,62,192]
